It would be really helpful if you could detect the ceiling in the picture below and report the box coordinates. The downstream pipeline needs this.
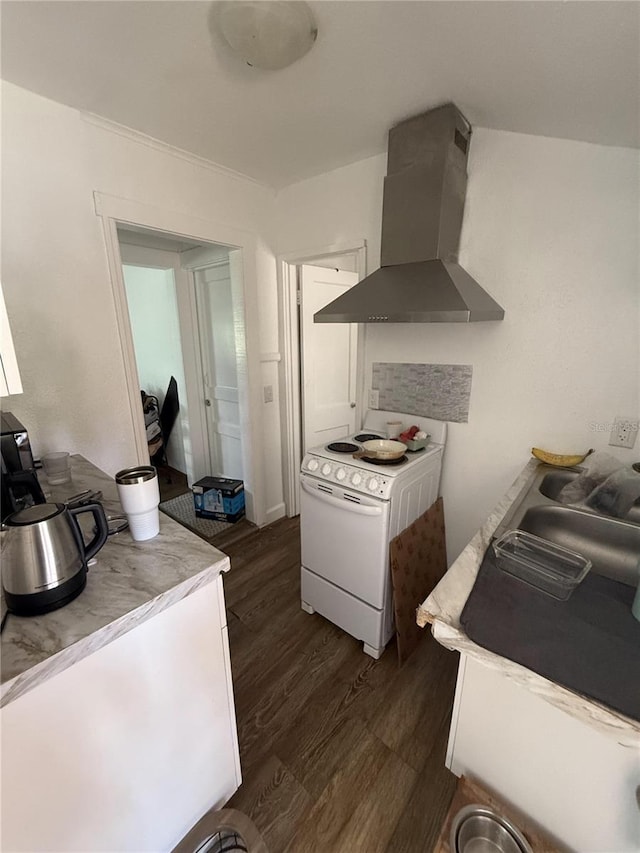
[2,1,638,188]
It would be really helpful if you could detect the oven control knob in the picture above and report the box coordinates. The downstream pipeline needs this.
[351,472,362,486]
[336,468,346,481]
[321,463,332,477]
[368,478,380,492]
[307,458,319,472]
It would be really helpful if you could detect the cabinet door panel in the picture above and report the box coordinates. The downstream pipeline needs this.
[1,580,240,852]
[449,656,640,852]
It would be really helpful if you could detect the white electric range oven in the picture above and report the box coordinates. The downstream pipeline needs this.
[300,410,447,659]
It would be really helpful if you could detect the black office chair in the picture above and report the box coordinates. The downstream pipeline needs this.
[152,376,180,480]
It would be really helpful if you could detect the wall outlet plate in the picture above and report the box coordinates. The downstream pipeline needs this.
[368,389,379,408]
[608,416,639,449]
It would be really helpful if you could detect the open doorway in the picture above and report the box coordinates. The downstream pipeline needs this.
[117,225,245,505]
[95,191,264,525]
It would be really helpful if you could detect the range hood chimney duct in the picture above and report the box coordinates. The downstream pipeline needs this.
[314,103,505,323]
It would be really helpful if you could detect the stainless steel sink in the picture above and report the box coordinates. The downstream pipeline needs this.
[495,465,640,587]
[518,504,640,586]
[538,469,640,523]
[537,469,577,500]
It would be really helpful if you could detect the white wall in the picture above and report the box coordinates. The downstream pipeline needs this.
[1,82,284,525]
[3,79,637,543]
[122,264,189,475]
[276,130,640,560]
[276,153,385,272]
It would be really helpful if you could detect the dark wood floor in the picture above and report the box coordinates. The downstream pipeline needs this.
[222,516,460,853]
[156,464,190,503]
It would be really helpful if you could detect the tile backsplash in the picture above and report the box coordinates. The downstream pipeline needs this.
[372,362,473,423]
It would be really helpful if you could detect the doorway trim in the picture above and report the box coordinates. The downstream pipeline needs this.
[277,240,367,517]
[94,191,265,526]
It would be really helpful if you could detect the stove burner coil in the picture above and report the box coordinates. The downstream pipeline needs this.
[327,442,359,453]
[353,433,382,443]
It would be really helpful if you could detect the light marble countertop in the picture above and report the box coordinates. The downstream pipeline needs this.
[1,455,229,708]
[418,458,640,746]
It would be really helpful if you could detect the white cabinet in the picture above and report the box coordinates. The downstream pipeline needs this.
[0,283,23,396]
[1,575,241,852]
[448,655,640,851]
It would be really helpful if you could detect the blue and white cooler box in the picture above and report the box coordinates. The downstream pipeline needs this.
[192,476,245,523]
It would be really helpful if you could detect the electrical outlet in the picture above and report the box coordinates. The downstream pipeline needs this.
[368,389,379,409]
[263,384,274,404]
[608,416,639,449]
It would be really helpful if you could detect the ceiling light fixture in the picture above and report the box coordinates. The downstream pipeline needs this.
[216,1,318,70]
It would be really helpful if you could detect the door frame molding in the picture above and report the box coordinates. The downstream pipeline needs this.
[277,240,367,517]
[94,191,265,525]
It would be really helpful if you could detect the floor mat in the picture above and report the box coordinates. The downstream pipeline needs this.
[159,491,234,539]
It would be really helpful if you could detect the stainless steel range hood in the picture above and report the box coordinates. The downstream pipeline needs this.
[314,103,505,324]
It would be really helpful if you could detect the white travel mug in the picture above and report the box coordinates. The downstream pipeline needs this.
[115,466,160,541]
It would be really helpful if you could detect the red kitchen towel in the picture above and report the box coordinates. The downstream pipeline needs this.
[390,497,447,665]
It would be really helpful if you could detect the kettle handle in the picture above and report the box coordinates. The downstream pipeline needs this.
[68,502,109,562]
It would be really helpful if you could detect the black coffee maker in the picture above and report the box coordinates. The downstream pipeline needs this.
[1,412,45,522]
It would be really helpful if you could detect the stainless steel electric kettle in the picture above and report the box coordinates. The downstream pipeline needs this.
[1,501,108,615]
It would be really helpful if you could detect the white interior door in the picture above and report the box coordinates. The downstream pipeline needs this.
[194,261,243,480]
[300,264,359,452]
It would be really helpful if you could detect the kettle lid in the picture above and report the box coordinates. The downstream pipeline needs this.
[6,503,64,525]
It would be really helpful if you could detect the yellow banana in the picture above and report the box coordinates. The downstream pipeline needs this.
[531,447,594,468]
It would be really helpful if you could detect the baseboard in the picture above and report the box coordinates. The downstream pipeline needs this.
[263,502,286,527]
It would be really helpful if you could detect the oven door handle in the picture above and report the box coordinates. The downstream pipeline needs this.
[301,479,383,516]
